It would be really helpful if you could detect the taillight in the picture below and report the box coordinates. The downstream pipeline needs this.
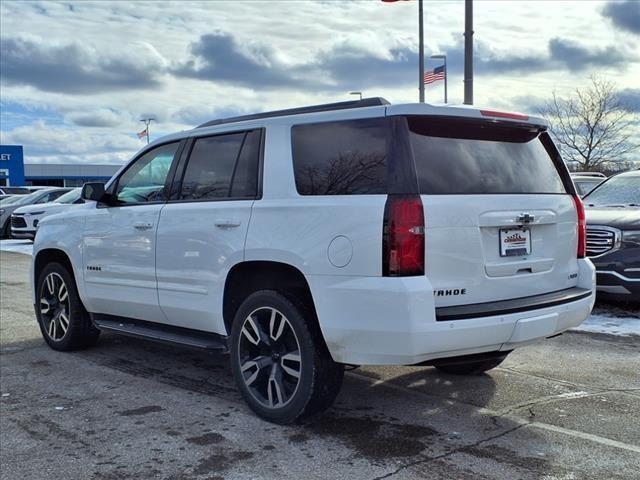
[572,194,586,258]
[480,109,529,121]
[383,195,425,276]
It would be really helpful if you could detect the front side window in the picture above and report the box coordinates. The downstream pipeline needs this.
[115,143,179,204]
[36,191,66,203]
[179,130,261,201]
[292,118,388,195]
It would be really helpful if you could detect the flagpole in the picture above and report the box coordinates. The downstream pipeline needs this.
[140,118,154,145]
[418,0,425,103]
[444,56,447,103]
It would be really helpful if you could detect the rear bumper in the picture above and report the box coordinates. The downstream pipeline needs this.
[308,259,596,365]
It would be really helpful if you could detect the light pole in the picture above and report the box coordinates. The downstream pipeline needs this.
[464,0,473,105]
[430,54,447,103]
[140,118,154,145]
[418,0,425,103]
[349,91,363,100]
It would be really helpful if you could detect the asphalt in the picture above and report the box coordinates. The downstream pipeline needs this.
[1,251,639,480]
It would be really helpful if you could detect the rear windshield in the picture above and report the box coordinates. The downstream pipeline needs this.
[408,117,567,194]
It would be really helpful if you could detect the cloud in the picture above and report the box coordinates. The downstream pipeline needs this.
[548,38,628,71]
[173,32,323,89]
[619,88,640,112]
[66,109,130,127]
[312,44,417,89]
[0,36,166,94]
[0,120,141,163]
[602,0,640,34]
[436,36,632,77]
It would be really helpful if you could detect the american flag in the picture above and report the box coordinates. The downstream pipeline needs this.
[137,128,148,139]
[424,65,445,84]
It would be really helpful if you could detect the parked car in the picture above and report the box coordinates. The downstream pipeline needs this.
[571,172,606,197]
[583,170,640,301]
[0,186,31,200]
[10,188,83,240]
[31,98,595,423]
[0,188,71,238]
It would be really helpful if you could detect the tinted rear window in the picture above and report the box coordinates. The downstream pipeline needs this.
[292,118,388,195]
[180,129,261,200]
[408,117,567,194]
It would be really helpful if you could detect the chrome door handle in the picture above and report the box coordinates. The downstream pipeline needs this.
[215,219,241,228]
[133,222,154,230]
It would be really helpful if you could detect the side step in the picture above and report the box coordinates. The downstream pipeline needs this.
[91,314,228,352]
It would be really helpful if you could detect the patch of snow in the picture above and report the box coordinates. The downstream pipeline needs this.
[0,239,33,255]
[573,312,640,337]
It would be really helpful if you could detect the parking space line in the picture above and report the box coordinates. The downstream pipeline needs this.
[347,371,640,454]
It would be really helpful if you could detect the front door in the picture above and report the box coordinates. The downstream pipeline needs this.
[82,142,180,321]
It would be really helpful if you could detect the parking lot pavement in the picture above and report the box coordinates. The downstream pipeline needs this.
[1,252,639,480]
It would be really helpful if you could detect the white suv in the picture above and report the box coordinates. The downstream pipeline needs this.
[31,98,595,424]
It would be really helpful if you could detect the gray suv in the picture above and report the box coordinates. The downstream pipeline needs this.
[584,170,640,301]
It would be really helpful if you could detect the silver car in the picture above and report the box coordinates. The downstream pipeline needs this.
[0,188,71,238]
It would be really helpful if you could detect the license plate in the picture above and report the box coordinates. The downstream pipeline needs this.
[500,228,531,257]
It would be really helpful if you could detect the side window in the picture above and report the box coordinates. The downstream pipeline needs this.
[291,118,388,195]
[230,130,261,198]
[180,130,260,201]
[47,191,65,202]
[36,191,63,203]
[115,143,179,205]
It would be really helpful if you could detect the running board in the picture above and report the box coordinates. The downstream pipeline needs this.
[91,314,228,352]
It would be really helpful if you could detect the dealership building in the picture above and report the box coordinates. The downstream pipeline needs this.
[0,145,120,187]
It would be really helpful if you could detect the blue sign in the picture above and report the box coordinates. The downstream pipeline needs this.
[0,145,25,186]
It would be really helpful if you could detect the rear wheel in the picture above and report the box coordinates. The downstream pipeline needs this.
[36,262,100,351]
[435,354,508,375]
[229,290,343,424]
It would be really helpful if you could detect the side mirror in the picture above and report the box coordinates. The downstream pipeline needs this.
[81,182,106,202]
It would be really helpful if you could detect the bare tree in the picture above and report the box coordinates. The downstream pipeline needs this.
[539,76,638,172]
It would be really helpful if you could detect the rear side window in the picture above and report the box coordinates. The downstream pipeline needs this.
[180,130,261,200]
[292,118,388,195]
[408,117,567,194]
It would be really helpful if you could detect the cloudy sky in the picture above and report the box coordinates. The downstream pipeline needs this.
[1,0,639,165]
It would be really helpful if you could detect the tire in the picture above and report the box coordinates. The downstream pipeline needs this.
[435,354,508,375]
[229,290,344,424]
[35,262,100,351]
[1,219,10,239]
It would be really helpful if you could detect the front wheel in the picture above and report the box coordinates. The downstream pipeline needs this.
[36,262,100,351]
[229,290,344,424]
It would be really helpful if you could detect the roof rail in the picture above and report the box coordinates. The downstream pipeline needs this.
[197,97,390,128]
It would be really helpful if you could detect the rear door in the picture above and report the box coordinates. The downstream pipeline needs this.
[155,129,262,333]
[405,115,579,307]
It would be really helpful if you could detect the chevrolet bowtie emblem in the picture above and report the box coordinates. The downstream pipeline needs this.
[517,213,535,224]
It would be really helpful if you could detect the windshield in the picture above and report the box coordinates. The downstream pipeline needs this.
[54,188,81,204]
[584,174,639,206]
